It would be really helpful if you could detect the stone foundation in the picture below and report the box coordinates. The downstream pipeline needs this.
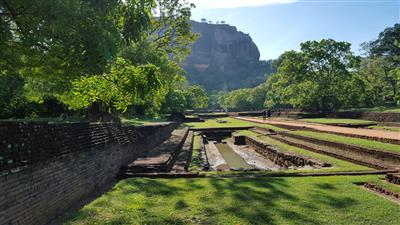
[235,135,329,168]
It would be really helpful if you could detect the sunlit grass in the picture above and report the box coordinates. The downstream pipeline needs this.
[340,107,400,113]
[190,133,202,172]
[367,175,400,194]
[300,118,376,125]
[290,130,400,154]
[0,116,84,123]
[185,117,253,129]
[120,117,167,126]
[186,117,286,131]
[368,125,400,132]
[64,175,400,225]
[238,130,370,172]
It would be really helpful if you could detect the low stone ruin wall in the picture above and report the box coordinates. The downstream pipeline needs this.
[333,112,400,123]
[0,121,176,225]
[235,135,329,168]
[362,183,400,201]
[282,132,400,169]
[386,173,400,185]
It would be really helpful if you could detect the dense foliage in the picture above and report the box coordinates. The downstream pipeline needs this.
[1,0,398,118]
[218,24,400,112]
[161,85,208,113]
[0,0,205,119]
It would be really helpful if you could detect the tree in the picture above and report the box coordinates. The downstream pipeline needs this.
[265,39,359,112]
[363,24,400,103]
[369,23,400,66]
[355,57,395,106]
[0,75,26,118]
[160,84,208,113]
[0,0,152,107]
[67,58,165,114]
[149,0,198,62]
[186,85,209,109]
[0,0,199,118]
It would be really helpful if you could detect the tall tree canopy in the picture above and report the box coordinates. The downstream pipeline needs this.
[369,23,400,66]
[0,0,198,118]
[265,39,359,112]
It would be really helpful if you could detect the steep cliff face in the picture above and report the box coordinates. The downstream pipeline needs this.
[184,21,274,91]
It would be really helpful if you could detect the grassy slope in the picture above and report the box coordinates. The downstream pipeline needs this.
[64,175,400,225]
[186,117,287,131]
[369,125,400,132]
[120,117,167,126]
[190,133,201,172]
[290,130,400,154]
[300,118,376,125]
[239,131,370,172]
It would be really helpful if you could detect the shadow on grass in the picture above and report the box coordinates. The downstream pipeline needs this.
[64,177,361,225]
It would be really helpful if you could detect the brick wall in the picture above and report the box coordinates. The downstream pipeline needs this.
[0,122,176,225]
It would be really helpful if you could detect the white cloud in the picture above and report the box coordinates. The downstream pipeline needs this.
[189,0,298,9]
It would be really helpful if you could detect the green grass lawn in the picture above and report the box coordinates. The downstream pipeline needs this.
[290,130,400,154]
[64,175,400,225]
[340,107,400,113]
[384,108,400,113]
[239,131,370,172]
[367,175,400,194]
[369,125,400,132]
[0,116,84,123]
[190,133,202,172]
[185,117,253,129]
[186,117,286,131]
[300,118,377,125]
[120,117,167,126]
[196,112,229,116]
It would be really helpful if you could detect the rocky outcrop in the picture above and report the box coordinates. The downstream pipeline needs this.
[185,21,274,91]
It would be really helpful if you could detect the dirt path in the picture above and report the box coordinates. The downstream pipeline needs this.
[237,117,400,143]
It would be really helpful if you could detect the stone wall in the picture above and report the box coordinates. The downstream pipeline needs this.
[237,135,329,168]
[0,122,176,225]
[282,132,400,169]
[386,173,400,185]
[331,112,400,123]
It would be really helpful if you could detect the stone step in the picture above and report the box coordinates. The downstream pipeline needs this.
[120,127,189,175]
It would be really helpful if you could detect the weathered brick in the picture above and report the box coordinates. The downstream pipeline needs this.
[0,121,177,225]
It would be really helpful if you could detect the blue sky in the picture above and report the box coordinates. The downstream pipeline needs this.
[189,0,400,60]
